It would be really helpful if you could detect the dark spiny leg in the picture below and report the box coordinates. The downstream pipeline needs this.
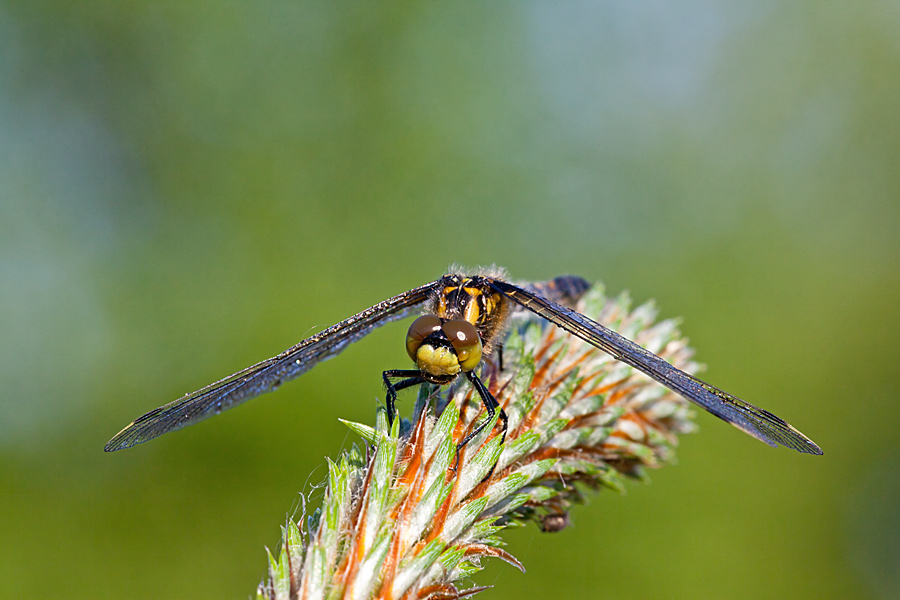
[468,371,508,445]
[453,371,508,477]
[382,369,424,427]
[497,344,505,371]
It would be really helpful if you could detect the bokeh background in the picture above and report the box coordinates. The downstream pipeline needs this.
[2,3,898,599]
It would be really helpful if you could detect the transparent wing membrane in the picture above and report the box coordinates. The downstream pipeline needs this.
[490,279,822,455]
[104,281,439,451]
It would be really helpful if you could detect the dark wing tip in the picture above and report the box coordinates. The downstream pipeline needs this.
[805,442,824,455]
[762,427,823,455]
[778,430,824,455]
[104,441,124,452]
[723,398,823,455]
[104,422,143,452]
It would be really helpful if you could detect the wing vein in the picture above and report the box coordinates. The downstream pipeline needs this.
[490,279,822,455]
[104,280,439,451]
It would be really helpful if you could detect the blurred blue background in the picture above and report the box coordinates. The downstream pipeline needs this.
[1,3,898,599]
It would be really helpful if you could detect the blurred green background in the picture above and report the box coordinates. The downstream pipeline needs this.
[2,3,898,599]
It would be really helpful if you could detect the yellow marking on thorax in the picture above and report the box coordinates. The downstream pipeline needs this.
[437,281,504,328]
[464,297,480,324]
[436,285,458,317]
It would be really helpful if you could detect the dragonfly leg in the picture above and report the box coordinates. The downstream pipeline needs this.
[454,370,508,477]
[382,369,425,427]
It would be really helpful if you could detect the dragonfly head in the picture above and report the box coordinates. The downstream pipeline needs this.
[406,315,483,383]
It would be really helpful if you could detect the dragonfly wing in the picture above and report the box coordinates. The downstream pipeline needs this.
[105,280,440,451]
[490,279,822,455]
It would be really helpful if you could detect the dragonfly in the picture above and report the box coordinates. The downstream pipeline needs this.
[105,269,822,456]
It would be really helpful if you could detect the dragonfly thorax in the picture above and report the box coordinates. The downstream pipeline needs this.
[434,275,509,354]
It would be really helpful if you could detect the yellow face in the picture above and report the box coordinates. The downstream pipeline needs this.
[413,343,461,378]
[405,314,483,380]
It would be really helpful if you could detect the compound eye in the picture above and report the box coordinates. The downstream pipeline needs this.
[406,315,443,362]
[442,319,483,371]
